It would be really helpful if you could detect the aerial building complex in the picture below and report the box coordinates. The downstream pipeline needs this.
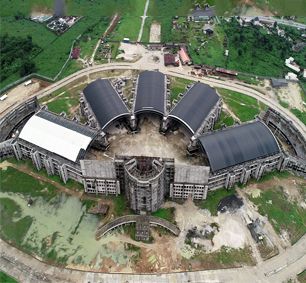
[0,70,305,214]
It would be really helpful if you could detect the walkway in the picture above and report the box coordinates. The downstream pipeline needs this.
[96,215,180,239]
[137,0,150,42]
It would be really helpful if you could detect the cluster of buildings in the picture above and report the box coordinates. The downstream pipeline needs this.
[0,71,305,214]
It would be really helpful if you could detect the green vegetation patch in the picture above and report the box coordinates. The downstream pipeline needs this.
[152,207,175,223]
[297,269,306,283]
[109,16,142,42]
[113,195,127,217]
[213,110,235,130]
[291,108,306,126]
[217,88,266,122]
[191,246,255,268]
[0,198,33,245]
[196,188,235,216]
[0,166,57,199]
[0,271,19,283]
[169,77,193,102]
[249,186,306,244]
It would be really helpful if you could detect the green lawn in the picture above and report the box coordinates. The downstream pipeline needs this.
[249,186,306,244]
[45,89,80,115]
[0,198,33,245]
[113,195,127,217]
[197,188,235,216]
[108,16,142,42]
[0,166,57,199]
[213,110,235,130]
[217,88,266,122]
[152,207,175,223]
[169,77,193,102]
[0,271,19,283]
[5,158,84,191]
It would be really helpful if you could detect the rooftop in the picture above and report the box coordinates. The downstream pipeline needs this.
[80,159,117,179]
[174,165,210,184]
[134,71,166,116]
[198,121,280,172]
[83,79,130,130]
[168,82,220,134]
[19,110,95,162]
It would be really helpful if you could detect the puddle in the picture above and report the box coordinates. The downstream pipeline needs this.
[0,192,130,268]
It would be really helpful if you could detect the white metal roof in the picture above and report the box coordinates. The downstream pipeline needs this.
[19,114,93,162]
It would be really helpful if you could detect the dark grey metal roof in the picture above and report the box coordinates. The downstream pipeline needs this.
[36,110,97,138]
[83,79,130,130]
[198,121,280,172]
[168,82,220,134]
[134,71,166,115]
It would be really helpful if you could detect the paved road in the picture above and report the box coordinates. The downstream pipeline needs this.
[0,234,305,283]
[27,61,306,137]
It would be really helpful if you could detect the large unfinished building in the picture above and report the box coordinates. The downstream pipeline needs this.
[1,70,305,215]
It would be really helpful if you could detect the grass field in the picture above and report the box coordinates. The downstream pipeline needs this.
[213,110,235,130]
[217,88,266,122]
[0,166,57,199]
[109,17,142,42]
[0,198,33,245]
[249,185,306,244]
[169,77,193,102]
[0,271,19,283]
[152,207,175,223]
[197,188,235,216]
[6,158,84,191]
[0,0,147,88]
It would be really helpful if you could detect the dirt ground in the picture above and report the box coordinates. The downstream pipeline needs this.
[261,80,305,111]
[0,79,50,115]
[116,43,146,61]
[86,116,203,165]
[149,22,161,43]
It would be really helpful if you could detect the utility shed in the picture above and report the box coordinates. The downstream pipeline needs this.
[174,165,210,184]
[134,71,166,115]
[168,82,220,134]
[18,110,96,162]
[83,79,130,129]
[198,121,280,172]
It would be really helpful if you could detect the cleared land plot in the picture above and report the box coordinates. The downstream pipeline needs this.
[246,174,306,245]
[149,22,161,43]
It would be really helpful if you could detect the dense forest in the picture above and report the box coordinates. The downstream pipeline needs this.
[0,34,40,82]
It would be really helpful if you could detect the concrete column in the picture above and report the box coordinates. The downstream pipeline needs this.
[130,115,137,131]
[31,150,42,170]
[12,142,22,160]
[169,183,173,198]
[202,185,208,200]
[59,164,68,184]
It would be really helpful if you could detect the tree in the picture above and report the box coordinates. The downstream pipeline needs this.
[20,60,36,77]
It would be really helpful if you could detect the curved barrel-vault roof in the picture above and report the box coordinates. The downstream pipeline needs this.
[198,121,280,172]
[168,82,220,134]
[134,71,166,116]
[83,79,130,130]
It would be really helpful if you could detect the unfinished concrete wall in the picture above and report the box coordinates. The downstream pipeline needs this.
[261,108,306,159]
[0,97,39,142]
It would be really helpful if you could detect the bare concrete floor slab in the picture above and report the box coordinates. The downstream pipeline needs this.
[87,116,204,165]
